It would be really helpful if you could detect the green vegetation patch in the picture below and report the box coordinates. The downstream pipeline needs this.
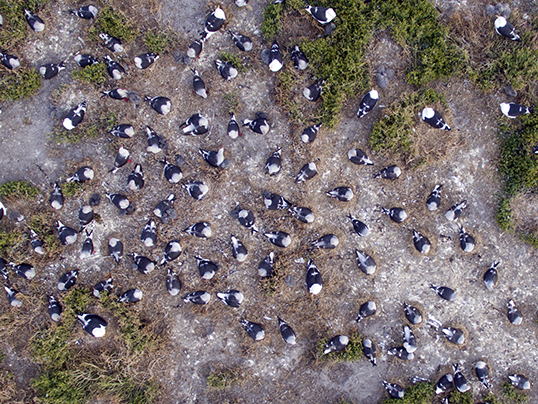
[268,0,460,127]
[0,229,26,261]
[300,0,374,128]
[71,62,107,86]
[381,382,434,404]
[100,293,160,352]
[89,6,138,43]
[498,115,538,197]
[261,2,284,41]
[275,67,307,124]
[51,110,118,144]
[31,287,161,404]
[503,381,529,403]
[207,367,242,390]
[223,91,240,115]
[0,69,42,101]
[0,0,49,48]
[144,30,176,54]
[449,390,473,404]
[375,0,463,87]
[0,180,39,199]
[219,51,248,73]
[496,195,514,233]
[61,181,84,197]
[317,333,362,362]
[496,113,538,248]
[369,89,446,162]
[28,213,61,256]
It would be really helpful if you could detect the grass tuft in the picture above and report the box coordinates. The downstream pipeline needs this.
[369,89,446,161]
[61,181,84,197]
[51,111,118,144]
[496,195,514,232]
[317,333,362,362]
[71,62,108,86]
[503,381,529,403]
[31,287,161,404]
[100,293,160,352]
[449,390,473,404]
[206,367,242,390]
[0,229,26,261]
[219,51,248,73]
[144,30,176,54]
[381,382,434,404]
[28,213,62,256]
[0,69,42,101]
[0,180,40,199]
[261,2,284,41]
[89,6,138,43]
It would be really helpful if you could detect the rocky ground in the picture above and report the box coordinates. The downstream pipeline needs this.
[1,1,537,403]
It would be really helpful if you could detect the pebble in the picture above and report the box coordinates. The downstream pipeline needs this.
[486,3,511,18]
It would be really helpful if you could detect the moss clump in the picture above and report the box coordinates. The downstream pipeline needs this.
[0,69,42,101]
[498,116,538,197]
[503,382,529,403]
[317,333,362,362]
[0,230,26,261]
[369,89,446,159]
[61,181,84,197]
[519,232,538,249]
[381,382,434,404]
[496,113,538,247]
[482,392,502,404]
[206,368,242,390]
[28,214,61,256]
[144,31,176,54]
[219,51,248,73]
[375,0,463,87]
[71,63,107,86]
[90,6,138,42]
[31,287,161,404]
[0,180,39,199]
[449,390,473,404]
[496,195,514,232]
[261,2,284,41]
[0,0,49,48]
[300,0,373,127]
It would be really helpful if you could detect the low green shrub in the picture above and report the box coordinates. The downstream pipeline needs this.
[31,287,161,404]
[71,63,107,85]
[144,31,175,54]
[89,6,138,43]
[381,382,434,404]
[219,51,248,73]
[0,180,39,199]
[0,69,42,101]
[261,2,284,41]
[317,333,362,362]
[369,89,446,159]
[503,381,529,403]
[449,390,473,404]
[496,195,514,232]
